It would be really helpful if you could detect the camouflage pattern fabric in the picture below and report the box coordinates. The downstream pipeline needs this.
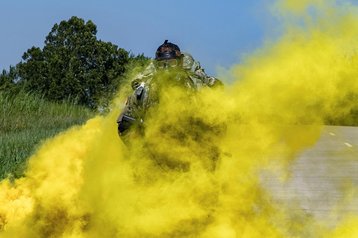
[117,53,222,135]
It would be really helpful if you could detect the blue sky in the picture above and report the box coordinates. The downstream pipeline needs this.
[0,0,278,75]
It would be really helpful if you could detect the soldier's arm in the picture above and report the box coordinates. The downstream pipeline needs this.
[130,61,156,89]
[117,96,135,135]
[203,75,224,88]
[117,83,148,136]
[182,52,223,88]
[117,61,157,136]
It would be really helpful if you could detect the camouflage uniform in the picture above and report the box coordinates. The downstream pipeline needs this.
[117,53,222,135]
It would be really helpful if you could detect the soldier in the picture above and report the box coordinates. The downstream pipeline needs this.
[117,40,222,136]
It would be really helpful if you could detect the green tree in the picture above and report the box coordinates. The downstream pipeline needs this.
[129,53,150,67]
[17,16,129,108]
[0,66,19,93]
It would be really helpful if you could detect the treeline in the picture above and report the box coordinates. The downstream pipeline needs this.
[0,16,149,110]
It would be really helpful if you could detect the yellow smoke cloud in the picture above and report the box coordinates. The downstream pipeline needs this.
[1,0,358,237]
[276,0,325,14]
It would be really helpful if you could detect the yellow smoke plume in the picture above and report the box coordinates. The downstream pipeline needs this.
[1,0,358,237]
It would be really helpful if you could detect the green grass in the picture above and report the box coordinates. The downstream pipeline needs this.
[0,91,93,180]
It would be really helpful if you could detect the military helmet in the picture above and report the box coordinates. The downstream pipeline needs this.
[155,40,182,61]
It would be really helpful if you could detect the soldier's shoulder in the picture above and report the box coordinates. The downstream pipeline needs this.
[182,52,201,72]
[137,61,156,77]
[131,61,156,89]
[142,61,156,75]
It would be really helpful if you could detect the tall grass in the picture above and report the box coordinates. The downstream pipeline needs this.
[0,91,93,180]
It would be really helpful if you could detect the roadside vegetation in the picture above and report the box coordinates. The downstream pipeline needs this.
[0,91,93,180]
[0,16,148,180]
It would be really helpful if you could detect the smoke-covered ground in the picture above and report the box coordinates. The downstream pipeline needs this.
[1,0,358,237]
